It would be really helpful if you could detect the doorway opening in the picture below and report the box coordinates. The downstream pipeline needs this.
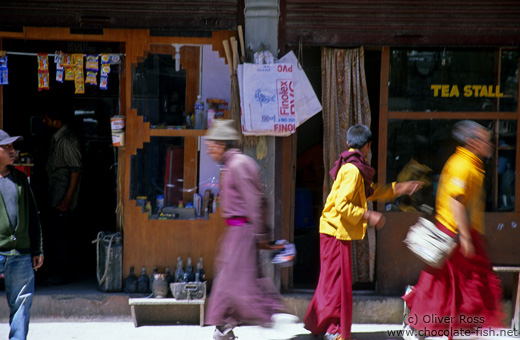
[292,47,381,291]
[2,39,120,285]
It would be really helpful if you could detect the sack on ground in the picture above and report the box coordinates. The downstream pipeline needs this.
[403,217,457,268]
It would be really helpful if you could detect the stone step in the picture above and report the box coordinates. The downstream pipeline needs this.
[0,280,513,326]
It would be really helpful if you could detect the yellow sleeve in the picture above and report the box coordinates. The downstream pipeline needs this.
[369,182,397,201]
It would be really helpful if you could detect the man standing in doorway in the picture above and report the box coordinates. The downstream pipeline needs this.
[0,129,44,339]
[42,109,82,284]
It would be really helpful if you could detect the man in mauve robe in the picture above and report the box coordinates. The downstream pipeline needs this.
[204,120,293,340]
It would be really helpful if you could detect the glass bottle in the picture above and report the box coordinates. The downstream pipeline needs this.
[174,257,185,283]
[137,267,150,294]
[125,266,138,293]
[165,267,172,284]
[183,257,195,282]
[195,257,205,282]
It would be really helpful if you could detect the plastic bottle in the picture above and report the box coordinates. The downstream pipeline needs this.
[206,108,216,129]
[194,95,205,129]
[145,201,152,217]
[156,195,164,214]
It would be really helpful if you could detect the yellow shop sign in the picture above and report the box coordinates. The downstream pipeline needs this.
[431,85,504,98]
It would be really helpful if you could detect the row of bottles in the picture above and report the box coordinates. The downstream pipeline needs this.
[124,257,205,294]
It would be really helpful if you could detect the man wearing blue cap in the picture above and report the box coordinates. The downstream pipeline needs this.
[0,129,43,340]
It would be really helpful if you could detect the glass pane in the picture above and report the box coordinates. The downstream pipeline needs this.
[132,54,187,126]
[389,48,519,112]
[497,120,516,211]
[130,136,193,219]
[385,119,514,212]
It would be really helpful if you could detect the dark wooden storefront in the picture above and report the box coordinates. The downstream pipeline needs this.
[280,0,520,295]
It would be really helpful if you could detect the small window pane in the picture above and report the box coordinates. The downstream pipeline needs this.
[388,49,519,112]
[386,119,514,212]
[132,54,187,126]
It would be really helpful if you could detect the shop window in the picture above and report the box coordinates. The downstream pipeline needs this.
[386,119,516,212]
[129,135,220,219]
[130,136,184,213]
[129,48,224,220]
[385,47,519,213]
[132,54,187,126]
[389,48,519,112]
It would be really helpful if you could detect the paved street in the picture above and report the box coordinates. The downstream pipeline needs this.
[0,322,407,340]
[0,322,516,340]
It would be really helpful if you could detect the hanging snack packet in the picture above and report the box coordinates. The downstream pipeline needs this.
[63,53,72,68]
[74,67,85,94]
[54,51,64,70]
[64,67,75,81]
[56,69,64,83]
[86,55,99,71]
[0,52,7,69]
[73,54,84,68]
[0,52,8,85]
[101,54,110,64]
[38,72,50,91]
[37,53,49,72]
[99,75,108,90]
[0,69,7,85]
[86,71,97,86]
[55,50,64,83]
[101,63,111,76]
[75,80,85,94]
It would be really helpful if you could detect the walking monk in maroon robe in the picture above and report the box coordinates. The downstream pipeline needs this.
[304,124,422,340]
[204,120,295,340]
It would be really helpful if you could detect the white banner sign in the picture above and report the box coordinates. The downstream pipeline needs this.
[238,51,322,136]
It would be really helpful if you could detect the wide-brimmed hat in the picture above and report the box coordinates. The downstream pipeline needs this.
[204,119,240,141]
[0,130,22,145]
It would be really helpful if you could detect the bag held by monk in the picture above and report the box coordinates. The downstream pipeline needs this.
[404,217,457,268]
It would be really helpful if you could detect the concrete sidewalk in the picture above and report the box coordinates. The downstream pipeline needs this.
[0,322,406,340]
[0,322,517,340]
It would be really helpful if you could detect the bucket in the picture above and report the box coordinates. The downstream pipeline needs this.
[110,115,126,131]
[111,131,125,147]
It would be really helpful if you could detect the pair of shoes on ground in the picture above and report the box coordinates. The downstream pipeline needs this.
[213,327,236,340]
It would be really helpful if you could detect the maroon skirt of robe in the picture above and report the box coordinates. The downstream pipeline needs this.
[403,222,505,334]
[304,233,353,339]
[205,223,284,327]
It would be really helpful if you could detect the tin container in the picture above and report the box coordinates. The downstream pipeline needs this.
[110,115,126,131]
[111,131,125,147]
